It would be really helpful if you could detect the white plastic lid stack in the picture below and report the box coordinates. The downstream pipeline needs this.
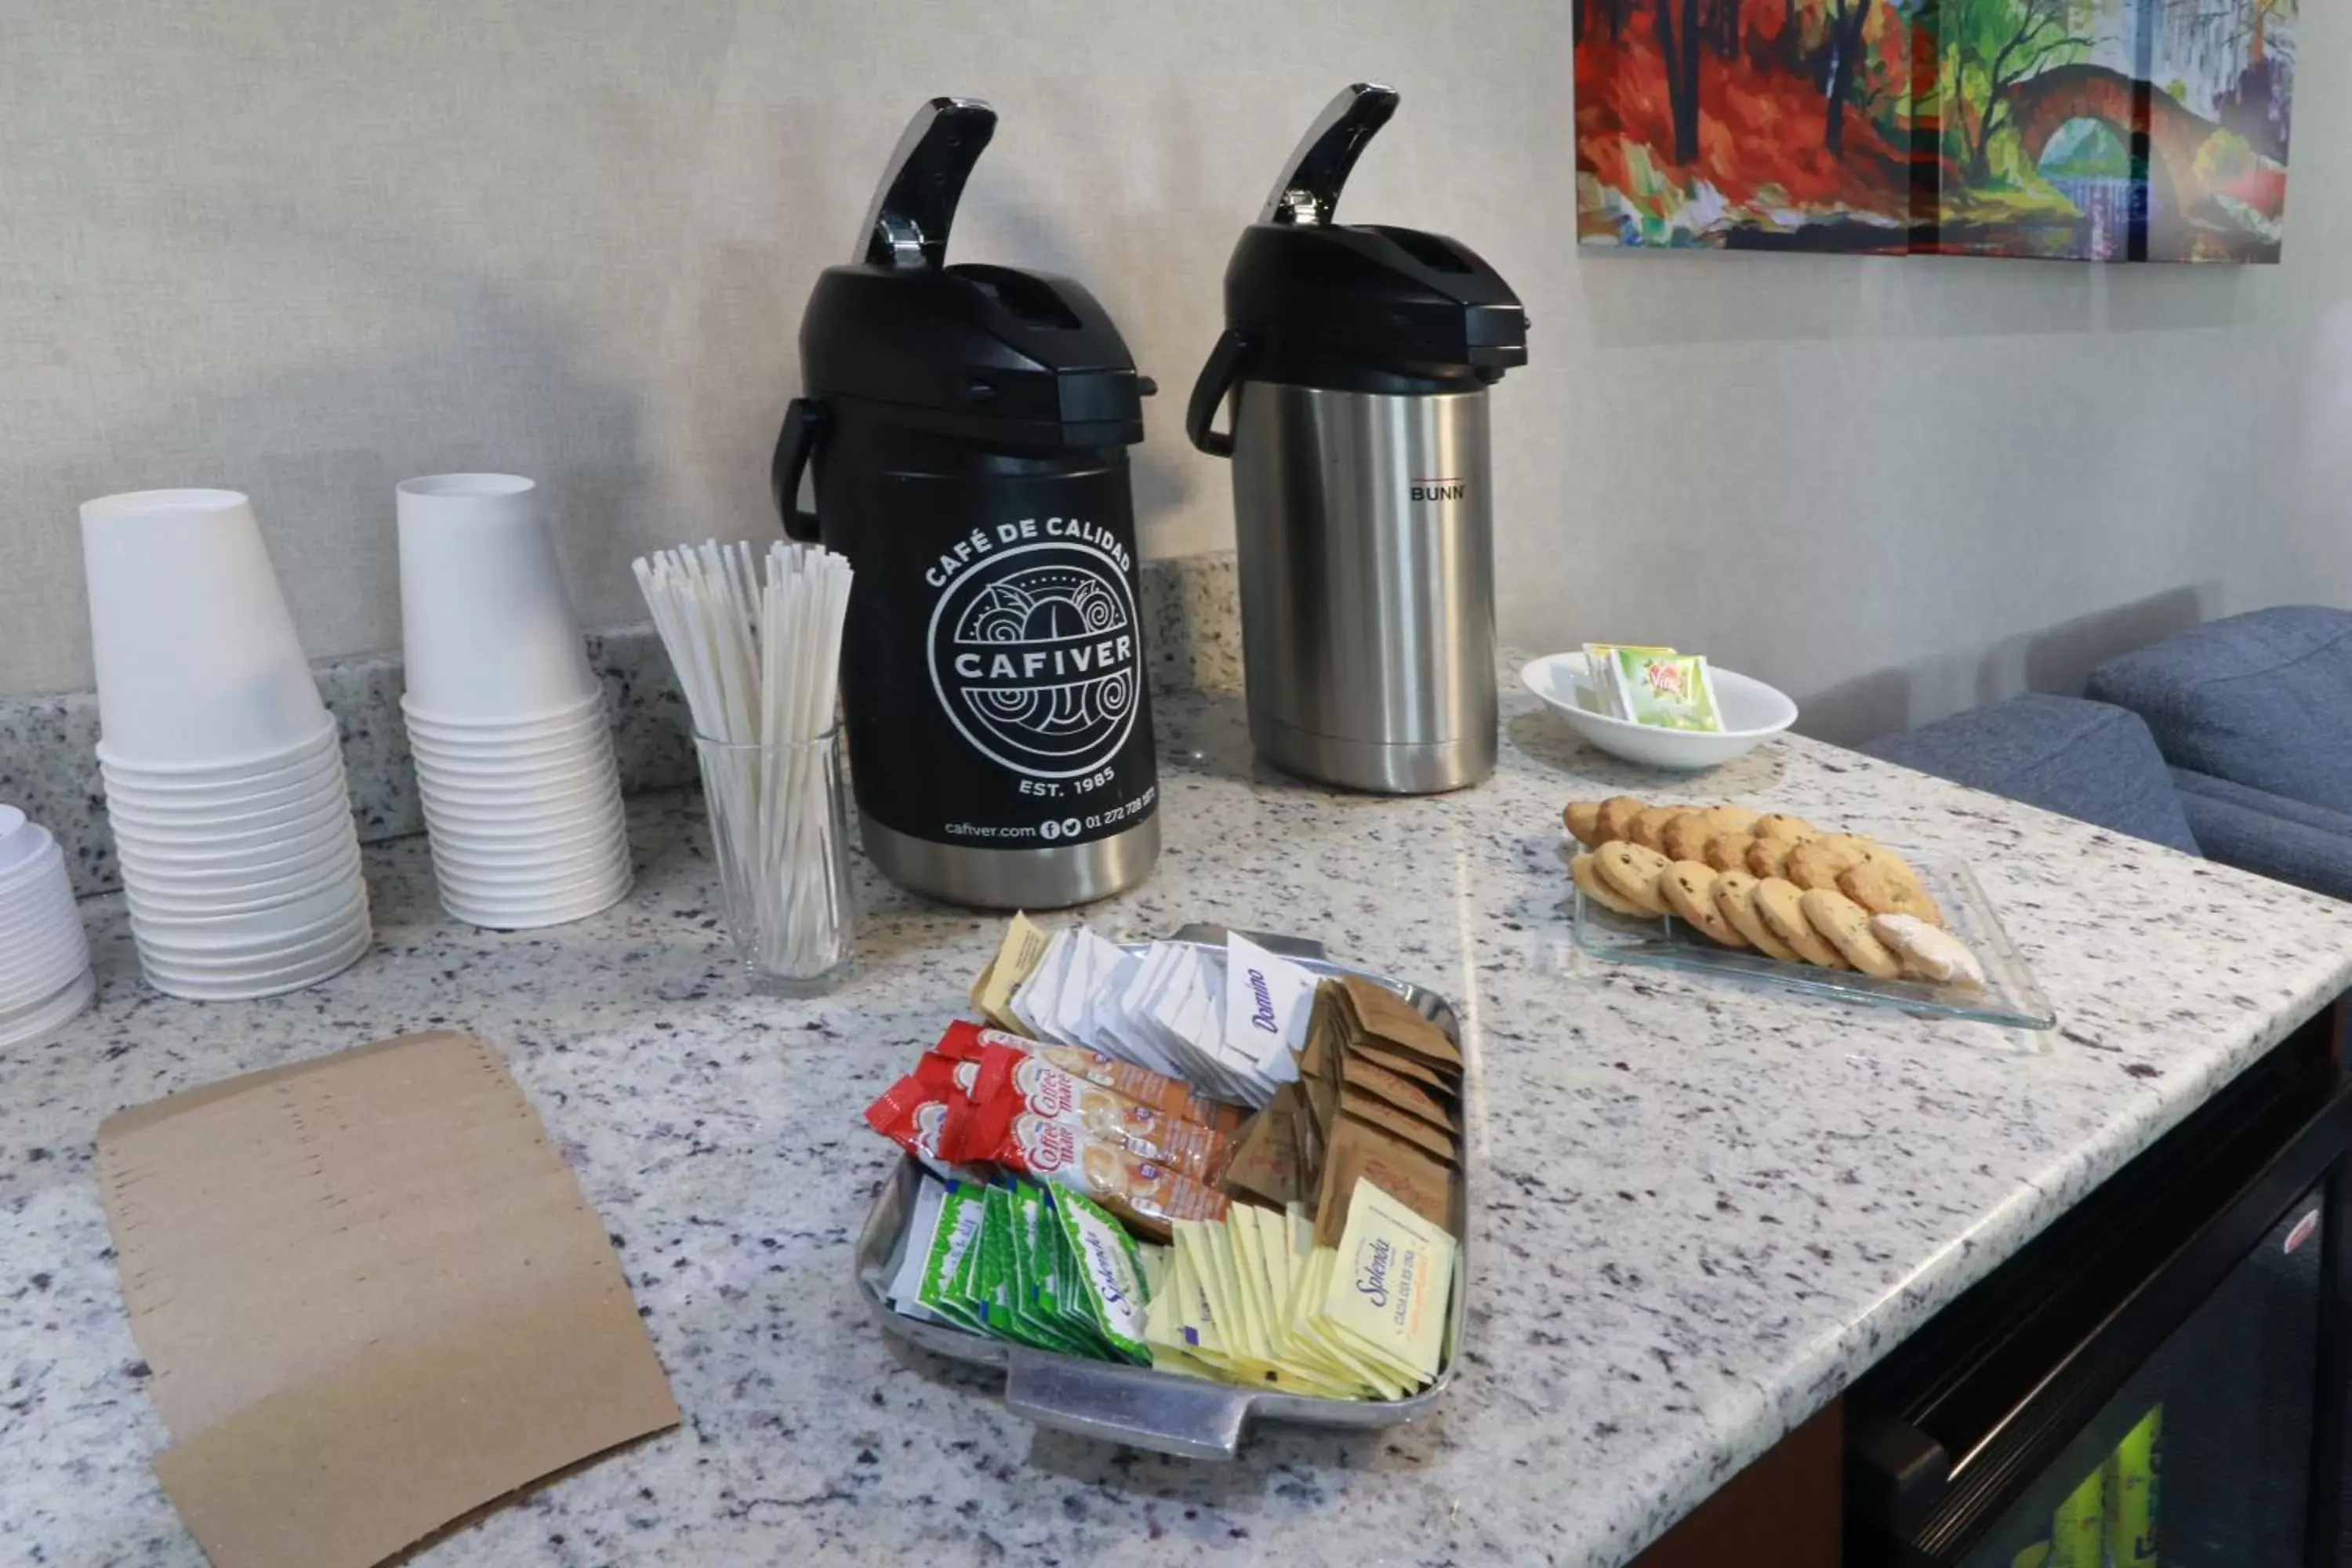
[0,806,95,1048]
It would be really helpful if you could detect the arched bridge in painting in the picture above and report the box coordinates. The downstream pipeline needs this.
[2007,63,2229,218]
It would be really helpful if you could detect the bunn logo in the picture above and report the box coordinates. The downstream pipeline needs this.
[1409,476,1467,503]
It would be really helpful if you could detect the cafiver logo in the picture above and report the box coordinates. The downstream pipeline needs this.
[928,536,1141,781]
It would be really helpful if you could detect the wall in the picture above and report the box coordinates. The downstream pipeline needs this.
[4,0,2348,741]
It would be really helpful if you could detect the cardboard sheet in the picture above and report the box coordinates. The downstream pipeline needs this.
[96,1031,679,1568]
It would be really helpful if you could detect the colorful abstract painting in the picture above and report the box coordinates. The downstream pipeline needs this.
[1575,0,2295,261]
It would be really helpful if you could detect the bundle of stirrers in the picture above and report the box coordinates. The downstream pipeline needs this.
[633,541,855,977]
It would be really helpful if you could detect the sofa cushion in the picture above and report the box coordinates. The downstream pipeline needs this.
[1860,694,2201,855]
[2172,777,2352,902]
[2086,605,2352,815]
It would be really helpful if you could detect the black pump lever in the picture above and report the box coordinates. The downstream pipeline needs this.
[1258,82,1399,228]
[858,97,996,270]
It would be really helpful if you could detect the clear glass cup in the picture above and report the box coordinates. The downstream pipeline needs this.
[691,729,855,996]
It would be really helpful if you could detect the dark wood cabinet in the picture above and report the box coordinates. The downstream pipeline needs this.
[1632,1399,1842,1567]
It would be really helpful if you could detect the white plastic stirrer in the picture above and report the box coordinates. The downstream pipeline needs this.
[633,539,855,978]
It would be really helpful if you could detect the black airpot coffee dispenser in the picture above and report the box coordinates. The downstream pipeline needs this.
[772,98,1160,910]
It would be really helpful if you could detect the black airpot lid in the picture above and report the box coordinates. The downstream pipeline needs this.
[799,98,1147,448]
[1222,84,1527,388]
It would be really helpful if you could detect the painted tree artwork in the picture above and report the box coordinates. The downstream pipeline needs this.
[1575,0,2295,261]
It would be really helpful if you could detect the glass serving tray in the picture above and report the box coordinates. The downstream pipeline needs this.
[1569,854,2056,1029]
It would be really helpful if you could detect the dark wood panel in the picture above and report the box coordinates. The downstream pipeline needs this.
[1633,1399,1842,1568]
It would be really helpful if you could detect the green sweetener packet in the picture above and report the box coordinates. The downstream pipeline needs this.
[978,1182,1075,1353]
[916,1179,990,1332]
[1049,1186,1153,1364]
[1006,1181,1104,1358]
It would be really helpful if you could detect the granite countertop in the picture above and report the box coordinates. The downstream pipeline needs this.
[6,684,2352,1567]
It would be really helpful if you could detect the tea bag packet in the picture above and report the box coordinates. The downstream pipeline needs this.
[1080,941,1171,1077]
[1607,648,1724,733]
[1584,641,1678,719]
[1052,928,1124,1050]
[1146,946,1227,1097]
[1105,942,1183,1077]
[973,911,1054,1033]
[1051,1187,1152,1364]
[1027,927,1082,1047]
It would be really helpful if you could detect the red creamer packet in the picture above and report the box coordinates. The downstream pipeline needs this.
[932,1020,1247,1135]
[943,1091,1228,1243]
[967,1041,1232,1184]
[913,1050,980,1099]
[862,1073,956,1174]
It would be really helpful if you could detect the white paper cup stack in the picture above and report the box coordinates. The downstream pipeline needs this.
[397,474,631,929]
[81,488,372,1000]
[0,806,95,1047]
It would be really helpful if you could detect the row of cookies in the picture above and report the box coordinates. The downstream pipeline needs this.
[1562,807,1987,989]
[1562,797,1946,927]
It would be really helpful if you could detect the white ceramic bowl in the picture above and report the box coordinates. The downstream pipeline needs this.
[1520,652,1798,772]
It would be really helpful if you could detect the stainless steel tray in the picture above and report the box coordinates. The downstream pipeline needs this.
[852,924,1472,1460]
[1569,853,2057,1029]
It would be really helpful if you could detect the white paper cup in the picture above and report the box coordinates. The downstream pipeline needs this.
[416,772,622,815]
[134,893,367,959]
[418,786,622,832]
[438,878,629,930]
[126,868,362,922]
[426,831,626,875]
[114,802,354,867]
[125,877,365,942]
[0,967,95,1050]
[405,730,612,771]
[409,734,617,780]
[396,474,597,722]
[433,842,630,893]
[401,689,605,741]
[98,721,338,791]
[81,490,328,764]
[106,782,350,842]
[116,836,362,897]
[101,748,342,814]
[140,924,370,1000]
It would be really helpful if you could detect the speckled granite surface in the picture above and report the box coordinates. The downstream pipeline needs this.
[4,684,2350,1566]
[0,554,1243,900]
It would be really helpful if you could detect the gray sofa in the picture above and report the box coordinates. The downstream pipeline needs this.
[1860,607,2352,902]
